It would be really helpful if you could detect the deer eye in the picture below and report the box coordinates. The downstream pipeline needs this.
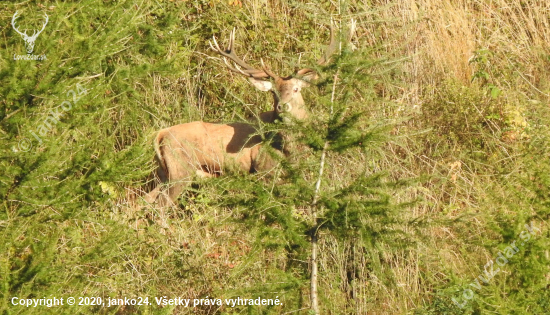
[293,87,299,93]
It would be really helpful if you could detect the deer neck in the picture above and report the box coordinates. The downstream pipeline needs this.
[289,94,308,121]
[268,90,281,123]
[256,90,280,123]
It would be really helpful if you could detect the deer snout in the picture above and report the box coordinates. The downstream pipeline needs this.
[276,103,293,113]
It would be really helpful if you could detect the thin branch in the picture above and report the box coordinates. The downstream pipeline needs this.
[310,71,339,314]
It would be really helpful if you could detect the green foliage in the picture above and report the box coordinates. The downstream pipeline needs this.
[470,48,502,98]
[1,0,549,314]
[189,36,419,313]
[421,80,506,154]
[417,95,550,314]
[1,1,188,313]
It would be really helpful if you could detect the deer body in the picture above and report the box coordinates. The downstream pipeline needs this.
[146,27,336,205]
[145,121,281,204]
[155,122,264,175]
[145,76,309,205]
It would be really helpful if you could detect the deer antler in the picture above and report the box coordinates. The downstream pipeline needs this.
[348,18,357,51]
[260,58,280,80]
[210,28,280,80]
[316,18,356,65]
[317,18,338,66]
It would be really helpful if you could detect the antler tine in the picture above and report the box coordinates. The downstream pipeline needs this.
[210,28,272,79]
[348,18,357,51]
[222,58,250,76]
[220,55,272,78]
[349,18,356,41]
[260,58,280,80]
[227,59,272,78]
[317,18,357,65]
[209,34,222,54]
[317,17,338,65]
[228,27,236,52]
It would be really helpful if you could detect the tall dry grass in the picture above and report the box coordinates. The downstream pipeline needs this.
[313,0,550,313]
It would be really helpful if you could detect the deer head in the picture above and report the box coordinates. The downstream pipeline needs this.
[209,25,339,123]
[11,11,49,54]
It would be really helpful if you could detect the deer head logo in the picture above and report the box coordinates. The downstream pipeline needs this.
[11,11,49,54]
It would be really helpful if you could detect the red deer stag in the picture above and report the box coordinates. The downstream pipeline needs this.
[145,27,337,205]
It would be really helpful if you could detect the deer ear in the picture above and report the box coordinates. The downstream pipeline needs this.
[296,68,318,87]
[247,77,273,92]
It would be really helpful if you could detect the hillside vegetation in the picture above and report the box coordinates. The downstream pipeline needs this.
[1,0,549,314]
